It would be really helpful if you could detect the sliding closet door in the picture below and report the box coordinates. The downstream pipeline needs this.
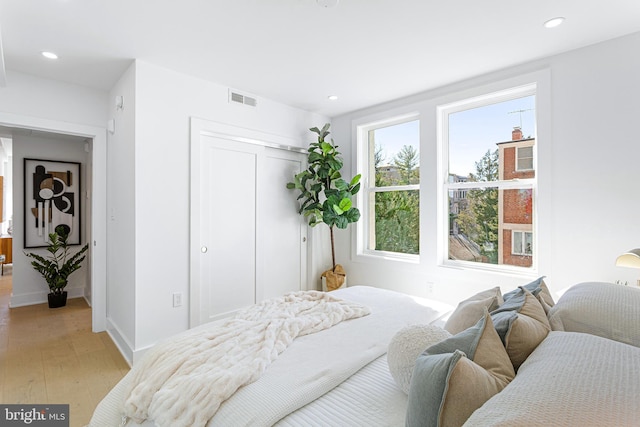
[197,135,258,322]
[256,148,307,301]
[191,119,308,326]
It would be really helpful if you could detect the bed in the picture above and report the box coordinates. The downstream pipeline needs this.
[88,286,452,427]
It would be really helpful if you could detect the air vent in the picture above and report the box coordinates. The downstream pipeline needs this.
[229,90,258,107]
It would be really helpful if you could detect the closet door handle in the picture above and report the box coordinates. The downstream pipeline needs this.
[201,246,208,253]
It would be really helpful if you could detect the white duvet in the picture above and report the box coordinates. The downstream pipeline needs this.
[89,286,449,427]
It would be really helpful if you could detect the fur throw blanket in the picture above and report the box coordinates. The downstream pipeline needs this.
[122,290,370,427]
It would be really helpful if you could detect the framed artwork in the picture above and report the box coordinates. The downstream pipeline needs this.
[24,158,82,248]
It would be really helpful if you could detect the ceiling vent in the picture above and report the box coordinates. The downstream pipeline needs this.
[229,89,257,107]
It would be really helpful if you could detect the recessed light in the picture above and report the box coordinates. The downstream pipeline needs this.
[544,17,565,29]
[328,95,338,101]
[41,51,58,59]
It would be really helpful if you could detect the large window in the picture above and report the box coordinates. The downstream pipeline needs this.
[357,116,420,258]
[440,85,537,270]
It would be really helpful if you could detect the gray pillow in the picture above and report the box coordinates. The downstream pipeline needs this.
[491,287,550,370]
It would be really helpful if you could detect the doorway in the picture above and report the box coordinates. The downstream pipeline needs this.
[0,113,107,332]
[0,133,12,281]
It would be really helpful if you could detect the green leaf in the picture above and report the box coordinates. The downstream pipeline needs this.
[308,152,322,163]
[350,174,361,186]
[333,204,344,215]
[323,209,338,227]
[320,142,333,153]
[286,182,295,189]
[327,158,343,171]
[338,198,352,212]
[344,207,361,223]
[335,216,348,229]
[350,182,361,195]
[334,179,348,191]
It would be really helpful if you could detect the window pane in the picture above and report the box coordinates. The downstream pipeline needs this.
[448,96,535,182]
[449,186,533,267]
[370,120,420,187]
[524,232,533,255]
[372,190,419,254]
[449,186,499,264]
[513,231,523,254]
[517,146,534,171]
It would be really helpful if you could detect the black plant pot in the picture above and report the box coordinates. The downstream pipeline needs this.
[48,291,68,308]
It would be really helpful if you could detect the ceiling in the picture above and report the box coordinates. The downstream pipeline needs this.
[1,0,640,117]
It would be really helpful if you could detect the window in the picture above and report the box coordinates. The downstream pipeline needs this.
[357,116,420,258]
[512,231,533,255]
[440,84,536,270]
[516,146,533,171]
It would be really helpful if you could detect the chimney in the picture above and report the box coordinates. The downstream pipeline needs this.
[512,127,523,141]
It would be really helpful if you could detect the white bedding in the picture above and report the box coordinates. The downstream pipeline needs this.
[464,331,640,426]
[122,290,370,427]
[275,354,407,427]
[89,286,451,427]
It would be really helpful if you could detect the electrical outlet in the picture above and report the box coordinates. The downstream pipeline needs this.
[426,282,435,294]
[172,292,182,307]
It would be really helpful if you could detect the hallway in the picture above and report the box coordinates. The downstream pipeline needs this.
[0,268,129,426]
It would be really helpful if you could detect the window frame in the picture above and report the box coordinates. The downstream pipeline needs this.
[437,83,538,274]
[355,112,421,263]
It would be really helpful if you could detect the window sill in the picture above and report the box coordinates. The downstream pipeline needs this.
[441,259,539,277]
[355,250,420,266]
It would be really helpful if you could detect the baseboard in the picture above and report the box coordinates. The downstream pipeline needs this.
[10,287,85,307]
[132,344,155,365]
[106,318,134,367]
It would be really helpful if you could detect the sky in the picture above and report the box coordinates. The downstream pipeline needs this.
[449,95,535,176]
[373,95,536,176]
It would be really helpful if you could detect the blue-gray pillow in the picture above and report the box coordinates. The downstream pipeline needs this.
[406,311,515,427]
[503,276,555,313]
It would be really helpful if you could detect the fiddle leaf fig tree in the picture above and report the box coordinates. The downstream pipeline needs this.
[287,123,361,274]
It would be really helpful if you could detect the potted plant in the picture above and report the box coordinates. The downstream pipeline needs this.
[287,123,361,291]
[24,225,89,308]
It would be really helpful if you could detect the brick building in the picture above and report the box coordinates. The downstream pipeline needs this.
[497,127,534,267]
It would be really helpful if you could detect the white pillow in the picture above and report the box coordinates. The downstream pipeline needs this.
[387,324,452,394]
[548,282,640,347]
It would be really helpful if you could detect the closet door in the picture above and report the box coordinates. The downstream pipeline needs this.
[197,135,258,323]
[191,120,308,326]
[256,148,307,301]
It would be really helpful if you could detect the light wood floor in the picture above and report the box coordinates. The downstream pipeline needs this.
[0,268,130,426]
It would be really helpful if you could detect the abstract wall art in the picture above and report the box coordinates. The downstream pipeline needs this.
[24,158,81,248]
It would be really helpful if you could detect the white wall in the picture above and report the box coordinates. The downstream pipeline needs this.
[331,32,640,304]
[124,61,327,361]
[11,133,90,306]
[106,63,137,361]
[0,71,107,128]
